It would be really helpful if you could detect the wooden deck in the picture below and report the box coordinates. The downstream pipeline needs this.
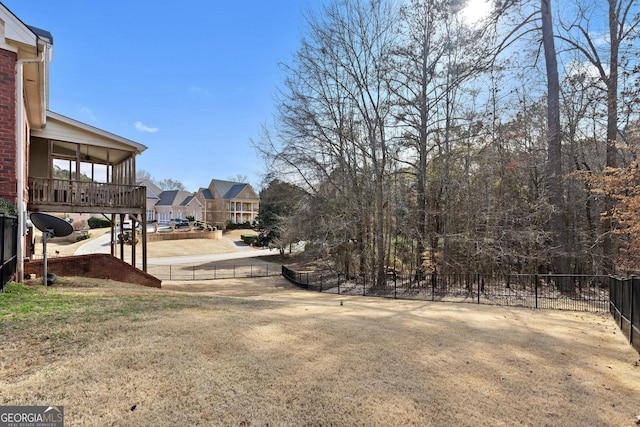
[28,178,145,214]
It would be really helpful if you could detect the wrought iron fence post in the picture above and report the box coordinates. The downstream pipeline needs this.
[631,275,636,346]
[363,275,366,296]
[394,273,397,299]
[535,274,539,309]
[477,275,480,304]
[431,271,436,301]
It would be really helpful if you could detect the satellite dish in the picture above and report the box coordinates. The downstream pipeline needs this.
[30,213,73,237]
[29,213,74,286]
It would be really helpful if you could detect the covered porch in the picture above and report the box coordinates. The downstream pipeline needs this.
[27,111,149,271]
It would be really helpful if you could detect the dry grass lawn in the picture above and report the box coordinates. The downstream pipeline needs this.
[1,275,640,426]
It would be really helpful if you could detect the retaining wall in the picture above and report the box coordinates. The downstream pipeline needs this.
[24,254,162,288]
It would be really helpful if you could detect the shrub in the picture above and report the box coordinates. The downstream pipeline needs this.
[0,198,16,216]
[240,234,257,245]
[88,216,111,229]
[226,221,254,230]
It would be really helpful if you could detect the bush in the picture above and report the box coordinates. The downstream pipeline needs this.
[88,216,111,229]
[0,198,16,216]
[226,221,254,230]
[240,234,257,245]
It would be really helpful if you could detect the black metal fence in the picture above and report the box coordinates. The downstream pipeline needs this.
[609,276,640,354]
[281,266,610,312]
[148,262,281,281]
[0,214,18,291]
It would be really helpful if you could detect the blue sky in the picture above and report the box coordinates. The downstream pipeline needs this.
[3,1,317,191]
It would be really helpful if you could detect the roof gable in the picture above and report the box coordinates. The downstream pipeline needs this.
[156,190,193,207]
[183,195,202,208]
[137,179,162,199]
[1,4,39,48]
[208,179,258,200]
[196,188,213,200]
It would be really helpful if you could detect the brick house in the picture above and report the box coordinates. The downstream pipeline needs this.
[1,4,149,280]
[195,179,259,229]
[154,189,202,223]
[138,178,259,229]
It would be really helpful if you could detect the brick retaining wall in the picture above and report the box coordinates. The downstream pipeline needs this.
[147,229,222,242]
[24,254,162,288]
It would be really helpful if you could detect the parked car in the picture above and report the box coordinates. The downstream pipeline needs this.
[171,218,190,228]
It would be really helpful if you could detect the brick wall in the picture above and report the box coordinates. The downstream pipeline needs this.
[0,48,16,202]
[24,254,162,288]
[147,229,222,242]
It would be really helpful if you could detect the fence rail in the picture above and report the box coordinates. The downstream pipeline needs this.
[609,276,640,354]
[147,263,280,281]
[0,214,17,290]
[281,266,610,312]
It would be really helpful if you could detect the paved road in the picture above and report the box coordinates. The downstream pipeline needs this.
[74,231,278,265]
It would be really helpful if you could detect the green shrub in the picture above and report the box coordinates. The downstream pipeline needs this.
[240,234,257,245]
[226,221,253,230]
[88,216,111,229]
[0,198,16,216]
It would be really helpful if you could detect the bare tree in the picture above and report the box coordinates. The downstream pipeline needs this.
[540,0,570,273]
[556,0,640,272]
[264,0,400,285]
[157,179,186,191]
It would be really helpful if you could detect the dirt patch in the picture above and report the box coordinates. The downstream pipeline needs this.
[1,276,639,426]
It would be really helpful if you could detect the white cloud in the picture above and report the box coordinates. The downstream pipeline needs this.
[591,31,609,47]
[190,85,211,96]
[135,121,159,133]
[565,59,603,80]
[80,106,96,121]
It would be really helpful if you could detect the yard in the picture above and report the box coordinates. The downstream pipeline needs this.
[1,276,639,426]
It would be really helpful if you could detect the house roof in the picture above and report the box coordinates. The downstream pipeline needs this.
[198,188,214,200]
[209,179,256,199]
[137,179,162,199]
[1,3,45,48]
[156,190,193,207]
[26,25,53,44]
[1,3,53,129]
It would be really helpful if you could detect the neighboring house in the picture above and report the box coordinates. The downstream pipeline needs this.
[138,179,258,228]
[195,179,259,229]
[0,3,149,280]
[154,189,202,224]
[137,178,162,221]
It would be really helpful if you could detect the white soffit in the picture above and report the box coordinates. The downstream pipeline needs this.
[33,111,147,154]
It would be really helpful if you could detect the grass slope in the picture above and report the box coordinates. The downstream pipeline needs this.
[1,277,639,426]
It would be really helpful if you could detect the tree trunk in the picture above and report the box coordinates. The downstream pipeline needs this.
[541,0,569,274]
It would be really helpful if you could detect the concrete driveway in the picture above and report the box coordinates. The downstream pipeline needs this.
[74,230,278,265]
